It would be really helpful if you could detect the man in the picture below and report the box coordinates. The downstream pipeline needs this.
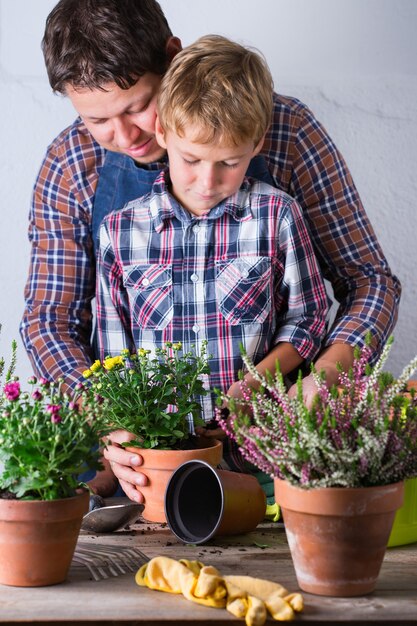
[20,0,401,502]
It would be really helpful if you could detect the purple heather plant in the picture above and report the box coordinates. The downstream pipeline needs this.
[216,337,417,488]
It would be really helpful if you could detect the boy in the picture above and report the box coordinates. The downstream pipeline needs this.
[95,35,329,479]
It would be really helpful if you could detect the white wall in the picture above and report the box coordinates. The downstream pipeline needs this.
[0,0,416,382]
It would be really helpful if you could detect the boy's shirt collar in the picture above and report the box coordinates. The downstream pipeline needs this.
[149,170,253,233]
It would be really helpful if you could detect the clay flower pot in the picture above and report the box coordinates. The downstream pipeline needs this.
[165,460,266,544]
[126,438,223,522]
[275,479,404,597]
[0,491,89,587]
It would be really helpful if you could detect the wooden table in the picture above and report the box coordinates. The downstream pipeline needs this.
[0,506,416,625]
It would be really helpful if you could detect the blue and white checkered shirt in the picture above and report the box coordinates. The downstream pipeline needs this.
[96,171,329,423]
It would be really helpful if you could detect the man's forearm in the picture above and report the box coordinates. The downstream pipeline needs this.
[327,273,401,364]
[20,306,93,390]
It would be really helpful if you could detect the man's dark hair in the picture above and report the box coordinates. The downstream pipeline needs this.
[43,0,173,93]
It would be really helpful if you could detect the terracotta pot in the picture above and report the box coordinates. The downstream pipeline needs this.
[126,438,223,522]
[275,479,404,597]
[0,491,89,587]
[165,460,266,544]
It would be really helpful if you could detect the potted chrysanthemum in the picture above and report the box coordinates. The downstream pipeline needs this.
[82,341,222,522]
[216,337,417,597]
[0,340,107,587]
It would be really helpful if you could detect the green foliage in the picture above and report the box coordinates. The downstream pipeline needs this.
[216,338,417,489]
[0,371,108,501]
[0,339,17,400]
[83,342,210,450]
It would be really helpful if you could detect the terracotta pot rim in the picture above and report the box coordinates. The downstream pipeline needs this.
[275,478,404,516]
[126,437,222,454]
[0,491,88,506]
[275,478,404,493]
[0,491,89,522]
[126,438,223,470]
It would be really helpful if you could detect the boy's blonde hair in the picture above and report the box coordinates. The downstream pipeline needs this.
[157,35,274,147]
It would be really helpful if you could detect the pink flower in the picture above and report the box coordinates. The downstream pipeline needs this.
[31,390,43,402]
[3,381,21,401]
[46,404,61,415]
[50,413,62,424]
[39,377,50,387]
[27,376,37,385]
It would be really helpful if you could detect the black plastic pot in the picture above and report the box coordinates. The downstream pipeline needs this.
[164,460,266,544]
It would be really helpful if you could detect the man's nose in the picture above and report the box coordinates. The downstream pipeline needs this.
[113,116,140,148]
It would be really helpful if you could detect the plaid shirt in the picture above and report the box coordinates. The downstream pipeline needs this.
[96,172,329,421]
[21,93,401,388]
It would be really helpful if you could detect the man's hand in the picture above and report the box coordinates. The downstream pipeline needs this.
[102,429,147,503]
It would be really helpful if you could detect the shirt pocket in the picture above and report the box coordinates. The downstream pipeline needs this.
[122,264,173,330]
[215,256,272,325]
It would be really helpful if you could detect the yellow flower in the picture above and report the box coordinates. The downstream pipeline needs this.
[138,348,151,358]
[172,342,182,351]
[121,349,131,357]
[103,355,124,370]
[90,359,102,373]
[82,369,92,379]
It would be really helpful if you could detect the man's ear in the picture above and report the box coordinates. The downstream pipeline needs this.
[155,115,167,149]
[166,36,182,63]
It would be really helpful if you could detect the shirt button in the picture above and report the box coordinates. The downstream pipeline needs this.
[192,324,200,333]
[241,269,249,278]
[141,278,150,286]
[190,273,199,283]
[193,224,200,233]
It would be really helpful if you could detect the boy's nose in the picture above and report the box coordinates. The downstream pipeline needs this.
[200,165,218,191]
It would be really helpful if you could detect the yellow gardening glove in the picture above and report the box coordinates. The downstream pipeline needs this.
[136,556,227,608]
[136,557,303,624]
[224,575,304,621]
[225,579,267,626]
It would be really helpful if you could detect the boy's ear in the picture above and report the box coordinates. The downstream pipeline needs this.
[253,134,265,156]
[166,36,182,63]
[155,115,167,149]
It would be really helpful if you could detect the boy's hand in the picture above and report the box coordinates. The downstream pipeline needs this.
[287,373,319,409]
[102,429,147,503]
[195,422,227,441]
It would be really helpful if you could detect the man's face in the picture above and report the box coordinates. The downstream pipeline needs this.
[66,74,166,164]
[156,122,263,217]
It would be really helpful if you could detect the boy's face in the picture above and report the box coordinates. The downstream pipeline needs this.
[156,122,264,216]
[66,74,167,164]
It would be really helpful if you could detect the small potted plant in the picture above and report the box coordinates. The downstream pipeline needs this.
[216,337,417,597]
[83,341,222,522]
[0,340,107,587]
